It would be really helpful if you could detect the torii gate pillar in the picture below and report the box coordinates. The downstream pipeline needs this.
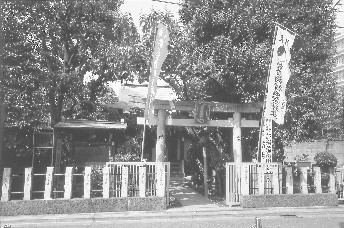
[156,109,166,162]
[233,112,242,163]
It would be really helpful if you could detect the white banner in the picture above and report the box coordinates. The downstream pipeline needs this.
[265,25,295,125]
[261,25,295,163]
[145,23,170,126]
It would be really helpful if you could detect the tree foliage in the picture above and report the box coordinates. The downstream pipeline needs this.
[141,0,338,152]
[179,0,337,144]
[2,0,141,127]
[314,151,338,168]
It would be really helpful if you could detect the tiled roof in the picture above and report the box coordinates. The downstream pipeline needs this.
[107,80,177,110]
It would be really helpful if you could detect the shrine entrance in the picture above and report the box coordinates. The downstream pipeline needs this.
[137,100,263,177]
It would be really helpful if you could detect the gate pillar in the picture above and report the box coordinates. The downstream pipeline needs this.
[156,109,166,162]
[233,112,242,163]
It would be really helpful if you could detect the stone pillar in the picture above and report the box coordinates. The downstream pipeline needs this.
[257,165,265,195]
[121,167,128,197]
[103,166,110,198]
[232,112,242,163]
[139,166,146,197]
[64,167,73,199]
[300,167,308,194]
[328,167,336,194]
[271,165,280,194]
[1,168,12,201]
[241,164,250,195]
[313,166,322,193]
[156,163,165,197]
[285,167,293,194]
[44,167,54,200]
[156,109,166,162]
[24,167,33,200]
[203,147,208,198]
[84,166,91,199]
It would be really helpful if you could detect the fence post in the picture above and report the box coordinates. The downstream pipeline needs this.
[285,167,293,194]
[271,165,280,194]
[121,166,128,197]
[156,163,165,197]
[278,165,283,194]
[328,167,336,194]
[44,167,54,200]
[24,167,33,200]
[203,147,208,198]
[103,166,110,198]
[225,163,230,205]
[300,167,308,194]
[64,167,73,199]
[241,163,249,195]
[313,166,322,193]
[84,166,91,199]
[166,163,170,206]
[139,166,146,197]
[257,165,265,195]
[1,168,12,201]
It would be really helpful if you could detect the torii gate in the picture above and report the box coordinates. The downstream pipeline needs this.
[137,100,263,163]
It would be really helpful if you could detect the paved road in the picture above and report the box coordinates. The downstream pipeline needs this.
[2,210,344,228]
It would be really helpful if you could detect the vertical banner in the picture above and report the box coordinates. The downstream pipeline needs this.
[145,23,170,126]
[260,117,273,163]
[265,25,295,124]
[261,25,295,163]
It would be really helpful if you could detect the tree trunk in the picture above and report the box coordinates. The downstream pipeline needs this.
[208,146,223,195]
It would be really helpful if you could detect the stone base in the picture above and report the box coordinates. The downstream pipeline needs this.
[241,193,338,208]
[0,197,166,216]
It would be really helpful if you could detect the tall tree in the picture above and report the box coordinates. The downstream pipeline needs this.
[2,0,141,128]
[177,0,338,146]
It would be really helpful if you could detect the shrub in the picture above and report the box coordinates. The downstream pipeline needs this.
[314,151,337,168]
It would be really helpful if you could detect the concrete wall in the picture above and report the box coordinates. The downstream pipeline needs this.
[284,141,344,167]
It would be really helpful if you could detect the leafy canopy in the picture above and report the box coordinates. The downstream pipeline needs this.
[2,0,142,127]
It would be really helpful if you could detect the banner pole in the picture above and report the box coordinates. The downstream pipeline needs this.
[141,120,146,162]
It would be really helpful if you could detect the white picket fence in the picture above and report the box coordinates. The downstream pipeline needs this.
[1,162,170,205]
[226,162,344,205]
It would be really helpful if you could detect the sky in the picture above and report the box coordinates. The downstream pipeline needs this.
[121,0,344,35]
[120,0,180,33]
[335,1,344,34]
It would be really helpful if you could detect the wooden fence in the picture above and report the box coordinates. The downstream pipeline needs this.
[226,162,344,205]
[1,162,170,205]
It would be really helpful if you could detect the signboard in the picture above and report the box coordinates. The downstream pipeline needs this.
[194,101,211,124]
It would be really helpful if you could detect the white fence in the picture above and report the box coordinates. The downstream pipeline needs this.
[226,162,344,205]
[1,162,170,205]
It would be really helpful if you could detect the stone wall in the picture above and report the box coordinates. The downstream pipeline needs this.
[284,141,344,167]
[0,197,166,216]
[241,193,338,208]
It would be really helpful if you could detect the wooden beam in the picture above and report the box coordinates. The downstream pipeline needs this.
[137,117,259,128]
[153,100,263,113]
